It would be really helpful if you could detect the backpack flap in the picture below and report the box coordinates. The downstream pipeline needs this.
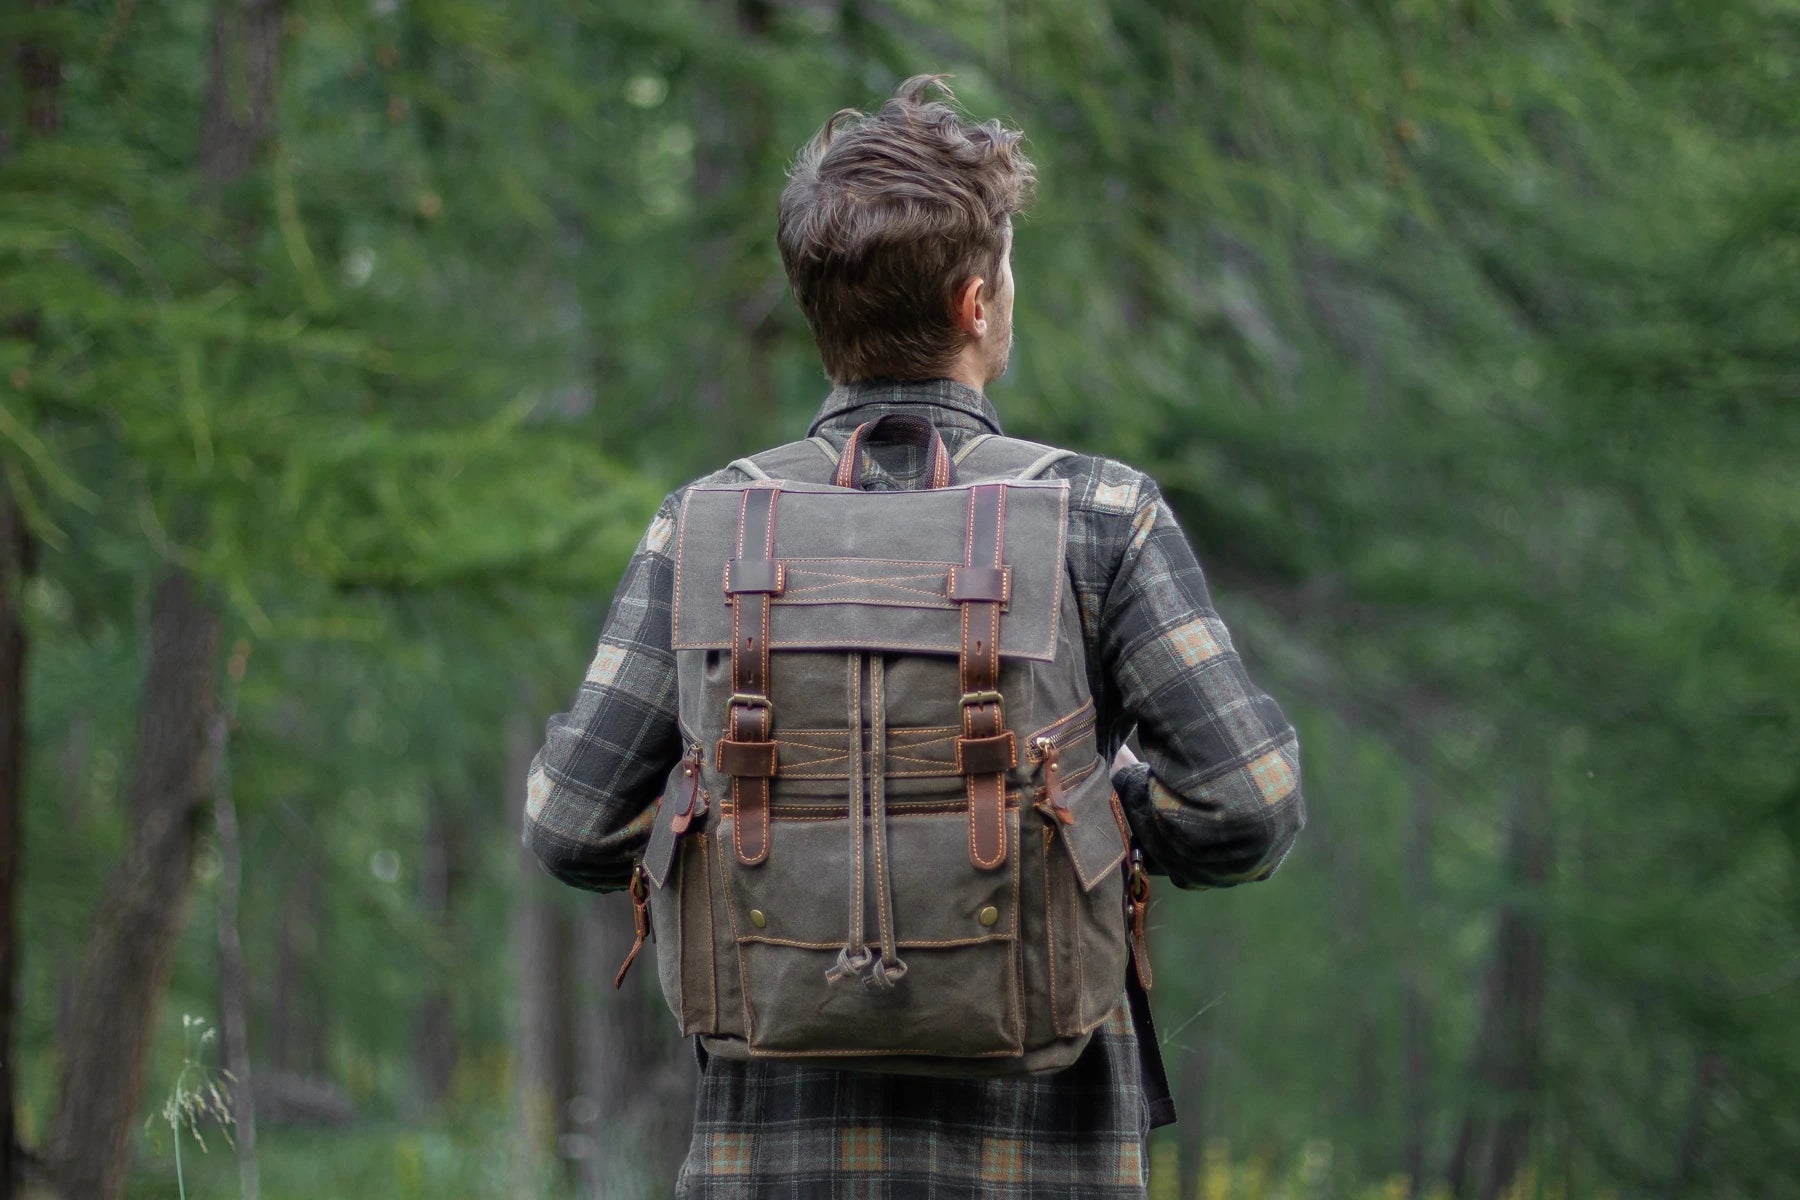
[671,480,1070,660]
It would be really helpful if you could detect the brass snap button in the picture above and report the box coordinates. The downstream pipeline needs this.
[977,905,999,927]
[749,909,767,929]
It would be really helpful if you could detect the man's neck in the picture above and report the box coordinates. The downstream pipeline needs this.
[945,344,989,394]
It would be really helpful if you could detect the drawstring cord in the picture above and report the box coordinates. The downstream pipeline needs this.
[865,655,907,988]
[825,653,873,984]
[825,652,907,988]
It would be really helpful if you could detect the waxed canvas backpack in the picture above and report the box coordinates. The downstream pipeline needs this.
[627,413,1152,1076]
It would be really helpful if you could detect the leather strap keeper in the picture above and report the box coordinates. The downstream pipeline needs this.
[948,565,1009,604]
[724,559,785,596]
[716,737,779,778]
[955,732,1017,776]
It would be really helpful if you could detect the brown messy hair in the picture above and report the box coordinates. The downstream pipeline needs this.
[777,75,1035,383]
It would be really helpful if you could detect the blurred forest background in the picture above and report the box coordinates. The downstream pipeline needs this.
[2,0,1797,1197]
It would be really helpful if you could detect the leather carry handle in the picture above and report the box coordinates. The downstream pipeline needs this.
[833,413,954,490]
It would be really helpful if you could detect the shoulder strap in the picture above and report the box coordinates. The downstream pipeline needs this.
[730,438,839,485]
[728,433,1075,485]
[1015,447,1077,480]
[726,456,771,480]
[956,434,1079,483]
[953,433,998,464]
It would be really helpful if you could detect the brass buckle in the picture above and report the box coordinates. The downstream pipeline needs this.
[727,693,773,732]
[959,690,1004,709]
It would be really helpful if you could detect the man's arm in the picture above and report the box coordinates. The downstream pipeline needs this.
[522,495,685,893]
[1100,479,1306,888]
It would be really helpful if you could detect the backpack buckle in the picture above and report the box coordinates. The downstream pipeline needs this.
[959,690,1004,709]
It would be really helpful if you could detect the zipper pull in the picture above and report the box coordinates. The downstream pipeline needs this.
[1033,738,1075,825]
[669,743,707,835]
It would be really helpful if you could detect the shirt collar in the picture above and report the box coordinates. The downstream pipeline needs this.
[806,378,1005,438]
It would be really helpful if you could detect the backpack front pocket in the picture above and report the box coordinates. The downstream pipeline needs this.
[1041,761,1132,1036]
[723,802,1024,1059]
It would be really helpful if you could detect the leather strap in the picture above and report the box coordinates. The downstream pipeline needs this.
[721,486,780,866]
[1127,947,1177,1129]
[668,743,707,836]
[1124,851,1174,1127]
[614,868,652,989]
[1129,859,1155,991]
[833,413,953,490]
[955,483,1011,869]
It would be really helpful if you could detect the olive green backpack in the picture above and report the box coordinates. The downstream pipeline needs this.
[627,414,1152,1077]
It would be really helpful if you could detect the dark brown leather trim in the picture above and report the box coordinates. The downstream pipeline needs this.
[947,564,1009,604]
[728,486,780,866]
[716,738,779,778]
[960,483,1008,870]
[954,731,1017,776]
[724,559,785,596]
[1130,861,1154,992]
[725,795,1026,820]
[833,414,954,490]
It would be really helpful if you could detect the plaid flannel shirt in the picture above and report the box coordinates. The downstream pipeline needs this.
[524,379,1305,1199]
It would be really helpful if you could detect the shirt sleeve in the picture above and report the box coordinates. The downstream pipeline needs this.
[1100,479,1306,888]
[521,493,686,893]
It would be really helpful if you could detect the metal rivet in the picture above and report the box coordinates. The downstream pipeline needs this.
[978,906,999,927]
[749,909,767,929]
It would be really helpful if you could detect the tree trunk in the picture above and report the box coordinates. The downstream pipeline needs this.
[1663,1052,1723,1200]
[1401,776,1436,1196]
[43,570,223,1199]
[691,0,777,460]
[40,1,284,1189]
[1445,782,1550,1200]
[511,708,575,1198]
[414,792,459,1112]
[1174,904,1230,1200]
[574,891,696,1198]
[17,0,64,140]
[1174,1036,1209,1200]
[575,899,639,1196]
[211,668,258,1200]
[5,7,62,1191]
[0,467,34,1200]
[268,860,323,1076]
[197,0,285,191]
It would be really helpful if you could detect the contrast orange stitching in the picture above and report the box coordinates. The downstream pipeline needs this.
[779,556,964,570]
[745,1046,1025,1060]
[671,492,692,642]
[695,833,717,1031]
[1044,835,1062,1032]
[871,657,892,957]
[1006,826,1024,1043]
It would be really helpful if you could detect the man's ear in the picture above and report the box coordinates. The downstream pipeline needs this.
[954,276,988,337]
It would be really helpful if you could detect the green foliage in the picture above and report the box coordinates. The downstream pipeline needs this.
[5,0,1795,1197]
[147,1015,236,1200]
